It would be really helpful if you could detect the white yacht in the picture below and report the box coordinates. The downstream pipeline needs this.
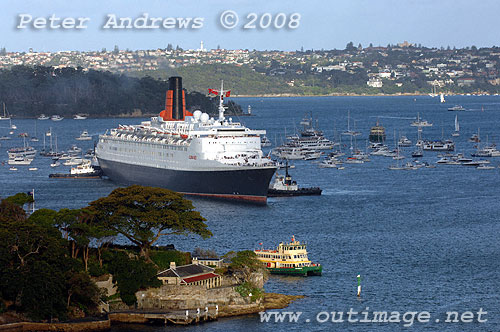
[75,130,92,141]
[411,113,433,127]
[8,157,33,165]
[398,136,412,147]
[73,114,88,120]
[51,115,64,121]
[63,157,84,166]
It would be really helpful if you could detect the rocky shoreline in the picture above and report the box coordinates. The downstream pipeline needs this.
[218,293,304,318]
[0,291,304,331]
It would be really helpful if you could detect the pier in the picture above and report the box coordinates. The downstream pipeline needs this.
[109,307,219,325]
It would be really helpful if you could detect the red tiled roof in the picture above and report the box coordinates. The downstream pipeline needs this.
[182,273,219,284]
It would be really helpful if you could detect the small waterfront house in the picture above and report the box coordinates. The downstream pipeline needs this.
[192,257,224,268]
[157,262,222,289]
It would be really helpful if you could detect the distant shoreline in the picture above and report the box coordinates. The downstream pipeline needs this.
[233,92,499,98]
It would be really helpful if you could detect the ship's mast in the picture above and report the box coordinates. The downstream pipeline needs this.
[218,80,225,122]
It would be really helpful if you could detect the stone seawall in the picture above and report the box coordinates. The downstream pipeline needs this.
[136,284,248,310]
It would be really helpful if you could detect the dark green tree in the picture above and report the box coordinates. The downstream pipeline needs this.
[345,41,355,51]
[104,250,161,305]
[224,250,265,283]
[88,185,211,260]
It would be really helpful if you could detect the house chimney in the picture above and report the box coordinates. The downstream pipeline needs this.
[170,261,176,269]
[193,257,199,265]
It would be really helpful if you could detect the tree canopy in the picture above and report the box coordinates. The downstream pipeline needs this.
[88,185,212,259]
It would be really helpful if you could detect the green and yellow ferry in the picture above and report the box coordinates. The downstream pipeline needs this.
[254,236,322,276]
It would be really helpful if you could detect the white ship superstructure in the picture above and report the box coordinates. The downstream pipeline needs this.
[96,77,276,203]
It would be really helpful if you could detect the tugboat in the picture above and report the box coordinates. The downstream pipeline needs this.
[49,160,102,178]
[369,119,386,143]
[254,236,322,276]
[267,162,322,197]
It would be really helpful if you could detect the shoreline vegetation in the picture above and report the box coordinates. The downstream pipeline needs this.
[1,65,498,120]
[0,187,303,331]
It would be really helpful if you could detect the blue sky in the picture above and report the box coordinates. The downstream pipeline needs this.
[1,0,499,52]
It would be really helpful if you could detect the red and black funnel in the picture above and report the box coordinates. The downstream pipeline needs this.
[160,76,192,121]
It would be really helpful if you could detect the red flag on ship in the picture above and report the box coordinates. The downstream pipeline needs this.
[208,88,219,96]
[225,90,231,97]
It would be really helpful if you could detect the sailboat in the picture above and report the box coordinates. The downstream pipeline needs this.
[0,102,11,120]
[342,110,361,136]
[30,120,39,142]
[440,93,446,103]
[429,85,437,98]
[452,115,460,137]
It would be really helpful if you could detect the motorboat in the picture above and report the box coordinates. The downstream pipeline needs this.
[436,157,460,165]
[476,164,495,170]
[398,136,412,147]
[303,151,322,160]
[51,115,64,121]
[73,114,88,120]
[67,145,82,155]
[63,157,84,166]
[469,133,480,143]
[49,160,102,178]
[411,113,433,127]
[75,130,92,141]
[411,149,423,158]
[8,157,33,165]
[345,157,364,164]
[8,146,37,159]
[448,105,466,111]
[422,140,455,151]
[38,114,50,120]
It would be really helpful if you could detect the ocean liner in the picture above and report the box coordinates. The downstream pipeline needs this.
[96,77,277,203]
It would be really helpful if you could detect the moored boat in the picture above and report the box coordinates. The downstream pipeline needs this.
[49,160,102,178]
[411,113,433,127]
[51,115,64,121]
[75,130,92,141]
[369,119,386,143]
[73,114,88,120]
[0,102,11,121]
[448,105,466,111]
[267,163,321,197]
[254,236,322,276]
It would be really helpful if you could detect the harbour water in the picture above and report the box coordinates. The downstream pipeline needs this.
[1,95,499,331]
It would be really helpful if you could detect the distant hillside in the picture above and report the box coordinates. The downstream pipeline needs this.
[0,66,242,117]
[128,64,298,95]
[127,64,414,96]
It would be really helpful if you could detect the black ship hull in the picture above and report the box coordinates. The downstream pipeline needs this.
[98,158,276,204]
